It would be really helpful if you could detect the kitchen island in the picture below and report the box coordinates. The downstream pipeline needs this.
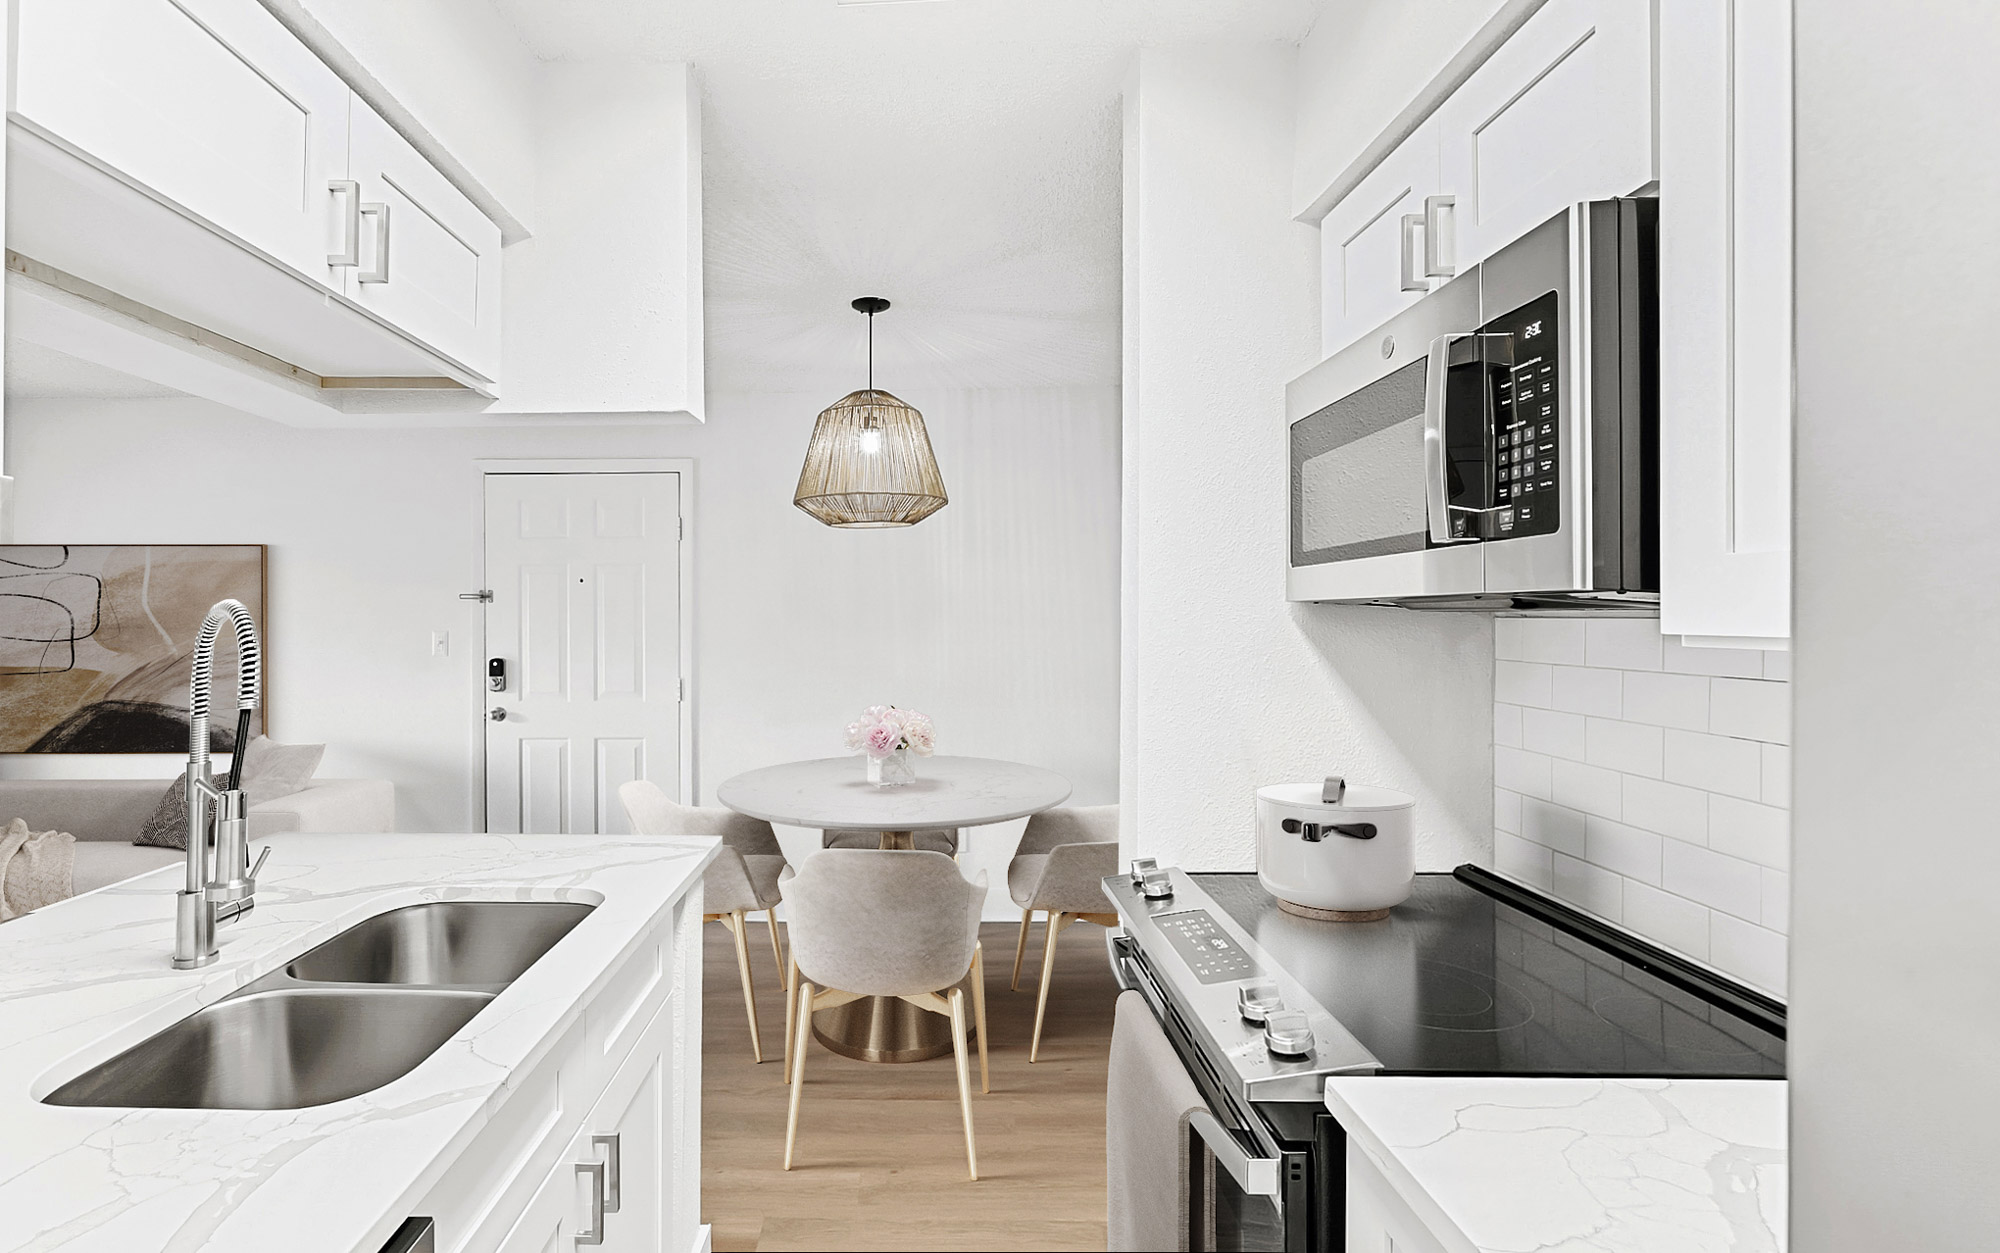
[0,831,716,1253]
[1327,1075,1787,1253]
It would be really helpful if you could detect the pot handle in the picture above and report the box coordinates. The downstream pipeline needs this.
[1322,776,1346,804]
[1280,818,1377,842]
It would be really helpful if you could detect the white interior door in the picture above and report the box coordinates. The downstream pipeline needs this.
[484,472,683,835]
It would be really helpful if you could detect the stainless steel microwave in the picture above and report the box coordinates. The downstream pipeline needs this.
[1287,198,1659,608]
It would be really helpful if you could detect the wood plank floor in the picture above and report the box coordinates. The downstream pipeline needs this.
[701,918,1120,1251]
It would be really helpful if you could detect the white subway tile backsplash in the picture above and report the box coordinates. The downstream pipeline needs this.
[1623,882,1711,960]
[1585,717,1664,777]
[1708,795,1790,870]
[1494,619,1790,999]
[1662,839,1763,922]
[1551,665,1622,717]
[1496,832,1555,891]
[1761,744,1791,807]
[1496,660,1555,708]
[1661,636,1765,678]
[1761,869,1790,932]
[1554,853,1623,922]
[1710,677,1792,745]
[1709,913,1787,997]
[1623,671,1711,731]
[1514,618,1587,665]
[1495,747,1554,800]
[1621,776,1709,844]
[1663,730,1764,801]
[1585,817,1663,885]
[1552,759,1624,819]
[1522,708,1587,760]
[1520,797,1587,857]
[1585,619,1664,670]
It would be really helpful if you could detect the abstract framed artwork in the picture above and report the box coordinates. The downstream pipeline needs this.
[0,545,267,753]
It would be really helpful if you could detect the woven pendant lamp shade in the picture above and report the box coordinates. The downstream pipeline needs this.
[793,297,947,528]
[793,388,948,527]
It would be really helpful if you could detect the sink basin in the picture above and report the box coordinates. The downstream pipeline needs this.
[44,988,490,1109]
[286,901,594,988]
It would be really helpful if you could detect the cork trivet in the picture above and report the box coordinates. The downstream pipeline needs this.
[1277,898,1390,923]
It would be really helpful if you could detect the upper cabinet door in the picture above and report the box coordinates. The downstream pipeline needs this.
[344,101,504,381]
[11,0,351,290]
[1318,121,1443,359]
[1433,0,1654,269]
[1658,0,1792,643]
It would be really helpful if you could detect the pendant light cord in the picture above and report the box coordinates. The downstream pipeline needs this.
[867,310,874,391]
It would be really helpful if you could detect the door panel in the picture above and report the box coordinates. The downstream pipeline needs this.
[12,0,350,287]
[485,473,683,835]
[1318,121,1441,358]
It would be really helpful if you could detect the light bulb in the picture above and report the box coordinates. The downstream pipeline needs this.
[858,425,883,455]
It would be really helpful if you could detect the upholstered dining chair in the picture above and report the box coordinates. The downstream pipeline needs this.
[1005,804,1120,1062]
[820,827,961,854]
[780,849,990,1180]
[618,779,788,1063]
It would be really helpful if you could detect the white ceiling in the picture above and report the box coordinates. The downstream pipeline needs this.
[490,0,1319,395]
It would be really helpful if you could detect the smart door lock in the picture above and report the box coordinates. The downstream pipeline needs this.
[488,658,507,692]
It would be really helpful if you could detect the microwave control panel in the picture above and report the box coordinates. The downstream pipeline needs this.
[1489,290,1561,540]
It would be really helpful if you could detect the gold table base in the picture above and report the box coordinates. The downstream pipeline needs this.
[807,828,977,1063]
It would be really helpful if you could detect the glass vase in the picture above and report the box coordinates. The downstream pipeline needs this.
[866,748,916,787]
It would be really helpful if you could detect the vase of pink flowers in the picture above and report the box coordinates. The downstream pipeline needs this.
[845,705,936,787]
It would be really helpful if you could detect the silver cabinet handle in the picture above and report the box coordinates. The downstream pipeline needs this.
[1189,1109,1280,1198]
[1423,194,1456,278]
[574,1160,606,1246]
[1399,213,1428,292]
[327,180,360,267]
[592,1134,621,1213]
[359,202,391,283]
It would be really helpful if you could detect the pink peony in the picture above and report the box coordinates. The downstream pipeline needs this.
[862,721,903,759]
[843,720,871,751]
[901,712,936,756]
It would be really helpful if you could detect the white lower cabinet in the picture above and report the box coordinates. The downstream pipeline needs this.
[1345,1140,1452,1253]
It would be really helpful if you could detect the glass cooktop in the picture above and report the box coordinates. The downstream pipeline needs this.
[1194,871,1786,1079]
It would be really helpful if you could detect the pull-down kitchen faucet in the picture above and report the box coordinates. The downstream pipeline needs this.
[172,599,269,969]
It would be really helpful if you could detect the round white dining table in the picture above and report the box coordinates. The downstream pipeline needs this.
[715,755,1072,1062]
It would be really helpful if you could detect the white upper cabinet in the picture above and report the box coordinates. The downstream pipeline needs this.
[1319,121,1443,358]
[343,101,503,380]
[1658,0,1793,644]
[12,0,352,290]
[1432,0,1654,270]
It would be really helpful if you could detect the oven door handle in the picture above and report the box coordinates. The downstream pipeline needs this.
[1189,1109,1282,1198]
[1423,333,1476,544]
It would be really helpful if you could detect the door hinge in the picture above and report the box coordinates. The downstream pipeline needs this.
[459,590,493,603]
[678,678,685,702]
[678,516,684,542]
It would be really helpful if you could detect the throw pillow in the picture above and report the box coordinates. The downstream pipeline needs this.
[2,817,76,920]
[132,737,327,849]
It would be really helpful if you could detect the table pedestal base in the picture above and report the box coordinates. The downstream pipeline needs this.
[812,995,976,1063]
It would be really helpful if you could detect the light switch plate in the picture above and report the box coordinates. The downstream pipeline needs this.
[431,631,449,657]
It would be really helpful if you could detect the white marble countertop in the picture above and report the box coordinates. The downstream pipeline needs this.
[1327,1076,1787,1253]
[0,831,715,1253]
[715,755,1071,830]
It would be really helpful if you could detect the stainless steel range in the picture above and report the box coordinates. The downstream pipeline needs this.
[1104,863,1785,1252]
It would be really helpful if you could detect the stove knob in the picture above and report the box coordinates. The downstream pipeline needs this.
[1263,1010,1314,1058]
[1237,982,1284,1024]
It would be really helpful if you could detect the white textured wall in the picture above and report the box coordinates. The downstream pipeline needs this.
[0,387,1119,913]
[1122,44,1493,874]
[1493,618,1791,996]
[1790,0,2000,1245]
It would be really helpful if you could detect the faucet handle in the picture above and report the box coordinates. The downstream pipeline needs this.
[247,845,271,885]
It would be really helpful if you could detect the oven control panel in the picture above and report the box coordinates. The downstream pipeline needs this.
[1153,910,1260,984]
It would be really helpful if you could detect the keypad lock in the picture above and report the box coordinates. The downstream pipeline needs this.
[487,658,506,692]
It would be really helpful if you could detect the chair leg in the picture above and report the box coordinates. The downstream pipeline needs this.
[948,986,977,1181]
[969,941,990,1094]
[1011,908,1034,991]
[727,910,763,1064]
[765,910,784,980]
[783,954,798,1084]
[1030,911,1075,1063]
[784,981,815,1170]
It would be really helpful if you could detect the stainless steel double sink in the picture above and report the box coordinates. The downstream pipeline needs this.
[45,901,594,1111]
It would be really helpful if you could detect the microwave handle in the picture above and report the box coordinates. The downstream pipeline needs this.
[1424,334,1477,544]
[1189,1109,1281,1198]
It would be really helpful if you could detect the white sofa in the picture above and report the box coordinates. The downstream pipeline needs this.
[0,777,395,896]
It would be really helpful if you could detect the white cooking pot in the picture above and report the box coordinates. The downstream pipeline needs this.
[1254,780,1416,920]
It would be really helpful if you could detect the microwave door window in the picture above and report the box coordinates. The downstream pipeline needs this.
[1290,358,1430,567]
